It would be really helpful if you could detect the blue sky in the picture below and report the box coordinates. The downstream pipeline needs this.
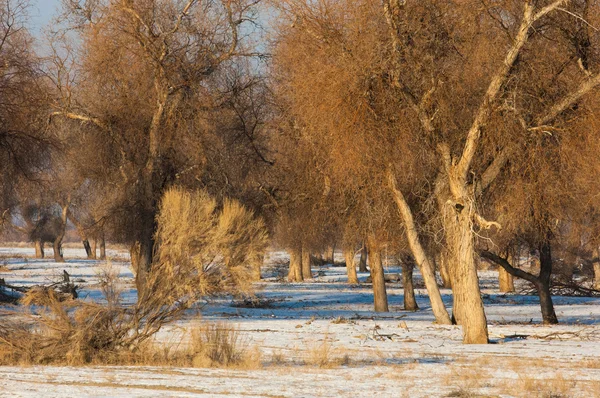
[29,0,62,34]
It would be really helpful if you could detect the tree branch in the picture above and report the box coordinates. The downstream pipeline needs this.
[480,250,538,284]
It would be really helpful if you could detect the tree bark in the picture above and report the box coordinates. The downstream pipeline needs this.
[593,247,600,290]
[91,239,98,260]
[359,244,368,272]
[99,232,106,260]
[301,246,312,280]
[34,240,44,259]
[499,267,515,293]
[437,251,452,288]
[343,246,359,284]
[325,245,335,264]
[53,200,70,263]
[388,169,452,324]
[287,248,303,282]
[367,235,388,312]
[441,200,488,343]
[538,240,558,324]
[82,239,93,259]
[401,258,418,311]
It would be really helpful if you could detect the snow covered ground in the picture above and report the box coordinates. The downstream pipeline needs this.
[1,247,600,397]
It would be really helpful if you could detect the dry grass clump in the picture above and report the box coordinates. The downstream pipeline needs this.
[304,338,351,368]
[0,188,268,367]
[189,323,261,369]
[507,374,575,398]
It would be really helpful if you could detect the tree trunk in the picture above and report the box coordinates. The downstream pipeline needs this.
[343,246,359,284]
[53,239,64,263]
[253,253,264,281]
[99,233,106,260]
[287,248,303,282]
[359,244,368,272]
[401,260,418,311]
[442,201,488,343]
[82,239,93,259]
[133,207,156,297]
[498,267,515,293]
[388,170,452,324]
[53,201,70,263]
[91,239,98,260]
[593,247,600,290]
[325,245,335,264]
[437,251,452,288]
[538,240,558,324]
[301,246,312,280]
[367,236,388,312]
[34,240,44,259]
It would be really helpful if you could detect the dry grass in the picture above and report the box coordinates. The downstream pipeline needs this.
[501,374,574,398]
[304,337,351,368]
[189,322,261,369]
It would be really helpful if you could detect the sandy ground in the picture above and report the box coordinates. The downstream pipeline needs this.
[1,247,600,397]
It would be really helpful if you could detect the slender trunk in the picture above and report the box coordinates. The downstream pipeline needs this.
[437,251,452,288]
[53,201,70,263]
[325,245,335,264]
[99,233,106,260]
[53,239,64,263]
[401,259,418,311]
[367,236,388,312]
[498,267,515,293]
[301,246,312,280]
[388,170,452,324]
[343,246,359,284]
[133,206,156,297]
[538,240,558,324]
[34,240,44,259]
[359,244,368,272]
[593,247,600,290]
[442,200,488,343]
[82,239,93,259]
[287,248,303,282]
[253,253,264,281]
[91,239,98,260]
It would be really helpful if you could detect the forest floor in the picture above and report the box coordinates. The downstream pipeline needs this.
[1,247,600,397]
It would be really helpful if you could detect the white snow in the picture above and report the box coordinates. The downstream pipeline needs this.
[1,247,599,397]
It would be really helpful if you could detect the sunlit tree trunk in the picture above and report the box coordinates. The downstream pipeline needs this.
[91,238,98,260]
[367,235,388,312]
[343,246,359,284]
[499,265,515,293]
[441,198,488,343]
[593,247,600,290]
[53,200,71,263]
[437,251,452,288]
[287,248,303,282]
[388,170,452,324]
[34,240,44,259]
